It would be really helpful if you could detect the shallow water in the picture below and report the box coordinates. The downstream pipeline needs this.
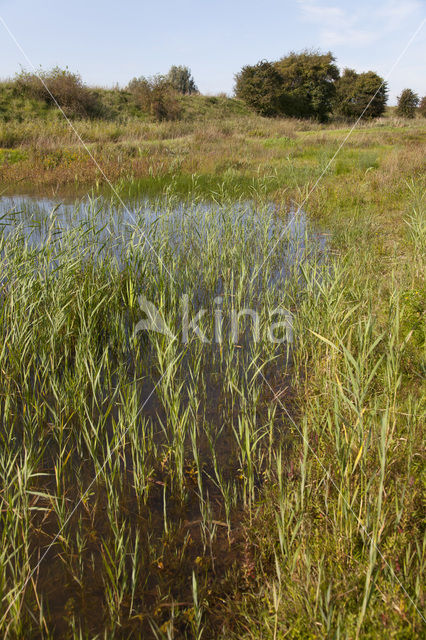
[0,194,330,635]
[0,194,326,271]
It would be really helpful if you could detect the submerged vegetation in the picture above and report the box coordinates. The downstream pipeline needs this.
[0,59,424,639]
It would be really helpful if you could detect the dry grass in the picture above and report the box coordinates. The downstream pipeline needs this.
[1,114,424,197]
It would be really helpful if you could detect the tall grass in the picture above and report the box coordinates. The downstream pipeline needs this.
[0,118,423,212]
[219,182,425,638]
[0,195,316,637]
[0,174,423,638]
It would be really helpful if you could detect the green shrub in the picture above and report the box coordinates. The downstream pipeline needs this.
[234,60,286,117]
[274,50,339,121]
[334,68,388,119]
[235,51,338,121]
[166,65,198,95]
[15,66,99,118]
[396,88,420,118]
[127,75,181,121]
[419,96,426,118]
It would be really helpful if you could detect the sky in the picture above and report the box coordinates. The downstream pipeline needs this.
[0,0,424,104]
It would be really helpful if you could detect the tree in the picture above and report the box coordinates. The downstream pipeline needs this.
[166,66,198,95]
[396,88,419,118]
[419,96,426,118]
[235,51,339,120]
[127,75,181,121]
[149,75,181,121]
[334,69,388,119]
[234,61,287,117]
[274,50,339,121]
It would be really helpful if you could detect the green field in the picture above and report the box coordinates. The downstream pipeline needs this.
[0,92,425,638]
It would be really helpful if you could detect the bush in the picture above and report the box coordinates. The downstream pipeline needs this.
[127,76,152,110]
[15,66,99,118]
[334,69,388,119]
[166,66,198,95]
[396,88,420,118]
[419,96,426,118]
[234,61,287,117]
[275,50,339,121]
[127,75,181,121]
[235,51,339,121]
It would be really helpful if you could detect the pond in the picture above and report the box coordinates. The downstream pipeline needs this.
[0,192,329,362]
[0,192,330,636]
[0,193,326,275]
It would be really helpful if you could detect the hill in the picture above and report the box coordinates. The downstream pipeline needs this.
[0,80,250,123]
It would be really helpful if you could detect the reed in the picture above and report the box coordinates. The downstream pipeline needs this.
[0,129,424,637]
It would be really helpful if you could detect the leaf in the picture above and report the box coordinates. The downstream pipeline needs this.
[308,329,340,351]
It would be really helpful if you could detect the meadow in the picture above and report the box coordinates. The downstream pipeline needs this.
[0,93,425,638]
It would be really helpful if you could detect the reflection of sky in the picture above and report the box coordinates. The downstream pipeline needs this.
[0,194,327,289]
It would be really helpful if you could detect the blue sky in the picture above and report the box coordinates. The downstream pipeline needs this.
[0,0,424,103]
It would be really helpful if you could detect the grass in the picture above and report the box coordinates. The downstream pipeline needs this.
[0,102,424,199]
[0,106,424,638]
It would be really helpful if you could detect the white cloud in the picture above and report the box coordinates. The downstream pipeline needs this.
[377,0,423,25]
[297,0,423,47]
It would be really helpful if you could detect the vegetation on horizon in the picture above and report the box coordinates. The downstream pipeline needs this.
[235,50,392,121]
[166,65,198,95]
[235,51,340,121]
[333,68,388,119]
[15,66,100,118]
[1,52,423,125]
[397,88,420,118]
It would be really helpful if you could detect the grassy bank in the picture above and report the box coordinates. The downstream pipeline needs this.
[0,107,424,638]
[0,92,424,197]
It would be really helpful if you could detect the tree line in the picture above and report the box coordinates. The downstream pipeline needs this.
[235,49,424,121]
[8,55,425,122]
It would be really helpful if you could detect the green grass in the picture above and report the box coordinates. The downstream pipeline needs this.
[0,103,423,198]
[0,81,52,121]
[0,103,424,638]
[0,148,28,164]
